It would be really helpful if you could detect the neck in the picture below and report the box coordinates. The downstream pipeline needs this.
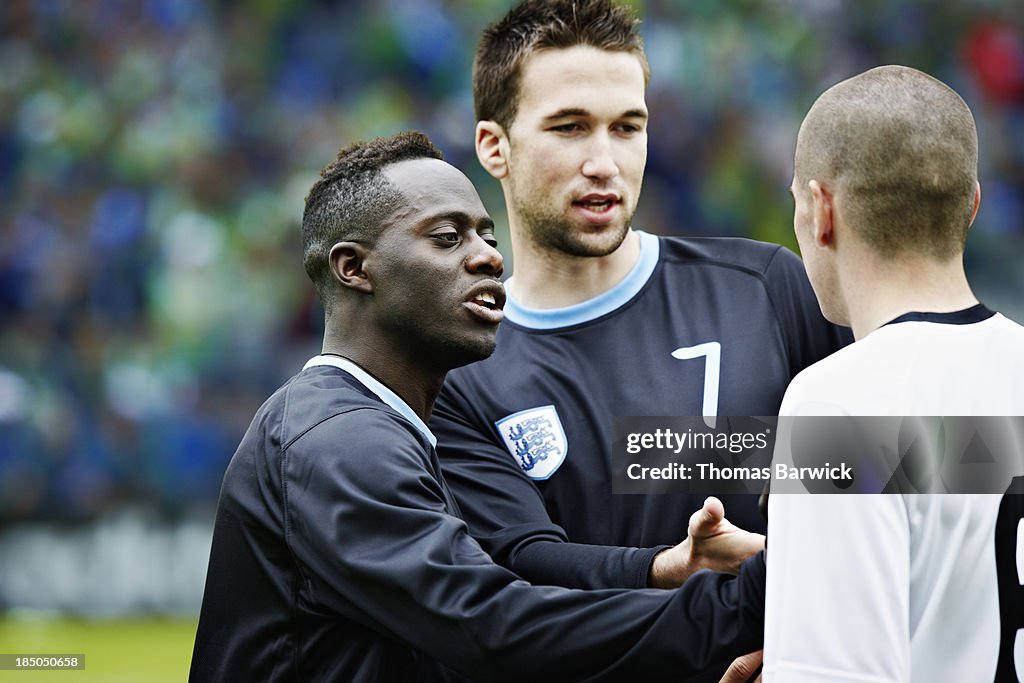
[321,331,443,422]
[506,227,641,308]
[841,252,978,340]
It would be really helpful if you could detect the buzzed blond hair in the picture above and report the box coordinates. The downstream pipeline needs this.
[795,65,978,260]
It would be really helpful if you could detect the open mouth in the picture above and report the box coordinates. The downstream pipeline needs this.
[572,193,621,223]
[574,197,617,213]
[472,291,499,310]
[464,283,505,324]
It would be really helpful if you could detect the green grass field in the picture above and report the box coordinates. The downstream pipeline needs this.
[0,614,197,682]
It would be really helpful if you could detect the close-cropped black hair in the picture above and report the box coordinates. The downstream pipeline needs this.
[301,131,444,311]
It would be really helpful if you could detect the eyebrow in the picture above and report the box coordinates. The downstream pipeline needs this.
[542,107,648,122]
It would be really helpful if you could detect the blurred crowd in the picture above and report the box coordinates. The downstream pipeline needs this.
[1,0,1022,522]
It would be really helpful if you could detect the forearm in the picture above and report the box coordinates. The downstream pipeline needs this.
[511,538,669,589]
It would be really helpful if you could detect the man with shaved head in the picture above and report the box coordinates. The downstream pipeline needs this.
[763,66,1024,682]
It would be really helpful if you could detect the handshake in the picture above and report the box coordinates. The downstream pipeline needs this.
[649,496,765,588]
[651,497,766,683]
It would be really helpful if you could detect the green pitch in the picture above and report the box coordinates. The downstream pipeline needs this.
[0,614,197,682]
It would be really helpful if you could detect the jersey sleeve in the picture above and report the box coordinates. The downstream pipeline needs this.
[283,408,765,681]
[763,493,910,682]
[431,378,665,589]
[762,246,852,378]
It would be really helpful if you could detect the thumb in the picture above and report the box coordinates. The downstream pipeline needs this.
[718,649,762,683]
[689,496,725,538]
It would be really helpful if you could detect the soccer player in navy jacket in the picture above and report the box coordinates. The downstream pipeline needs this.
[189,131,767,682]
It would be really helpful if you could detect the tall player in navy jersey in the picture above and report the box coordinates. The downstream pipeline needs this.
[763,66,1024,682]
[430,0,848,611]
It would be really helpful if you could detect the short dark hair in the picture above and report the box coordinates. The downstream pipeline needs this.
[302,131,444,311]
[473,0,649,130]
[795,65,978,260]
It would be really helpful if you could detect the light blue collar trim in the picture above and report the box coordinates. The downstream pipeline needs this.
[504,230,660,330]
[303,355,437,447]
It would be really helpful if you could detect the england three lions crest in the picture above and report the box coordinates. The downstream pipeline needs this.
[495,405,568,480]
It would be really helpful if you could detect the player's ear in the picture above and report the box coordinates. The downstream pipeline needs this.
[329,241,373,294]
[969,182,981,227]
[476,120,509,180]
[808,180,835,248]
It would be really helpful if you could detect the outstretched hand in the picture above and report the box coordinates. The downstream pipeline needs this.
[647,496,765,588]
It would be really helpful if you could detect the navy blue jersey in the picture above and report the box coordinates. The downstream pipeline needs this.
[190,356,766,682]
[431,232,850,591]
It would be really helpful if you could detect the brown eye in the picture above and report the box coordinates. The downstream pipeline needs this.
[433,232,461,244]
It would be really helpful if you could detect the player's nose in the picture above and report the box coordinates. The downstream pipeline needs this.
[581,133,619,181]
[465,233,503,278]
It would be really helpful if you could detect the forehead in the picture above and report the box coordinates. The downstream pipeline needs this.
[515,45,647,121]
[383,158,489,222]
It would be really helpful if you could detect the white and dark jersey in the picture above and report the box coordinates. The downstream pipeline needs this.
[191,355,768,683]
[764,306,1024,682]
[431,230,849,592]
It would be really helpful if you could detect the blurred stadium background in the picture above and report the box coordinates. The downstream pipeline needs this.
[1,0,1022,679]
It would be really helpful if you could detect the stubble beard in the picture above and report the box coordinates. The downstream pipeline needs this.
[514,198,633,258]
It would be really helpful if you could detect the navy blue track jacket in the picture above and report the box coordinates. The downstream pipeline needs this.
[190,357,766,682]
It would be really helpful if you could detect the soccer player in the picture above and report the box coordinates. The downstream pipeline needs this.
[430,0,847,603]
[189,131,767,682]
[763,66,1024,682]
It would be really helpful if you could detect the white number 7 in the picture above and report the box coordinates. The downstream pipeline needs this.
[671,342,721,428]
